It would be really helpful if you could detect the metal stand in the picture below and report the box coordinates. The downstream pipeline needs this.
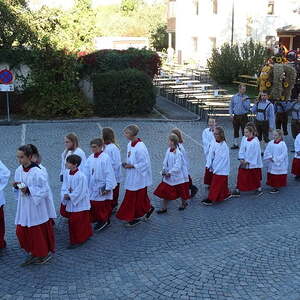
[6,92,10,122]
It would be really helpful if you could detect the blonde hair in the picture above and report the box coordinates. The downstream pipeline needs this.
[124,124,139,137]
[274,129,284,140]
[245,125,257,137]
[214,126,226,141]
[171,128,183,143]
[169,133,179,147]
[65,133,79,149]
[102,127,116,144]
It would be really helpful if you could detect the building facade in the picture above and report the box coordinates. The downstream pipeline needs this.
[168,0,300,66]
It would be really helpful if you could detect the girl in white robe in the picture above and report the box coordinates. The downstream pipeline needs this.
[232,125,263,197]
[202,126,231,205]
[14,145,55,266]
[154,134,190,213]
[0,160,10,249]
[292,131,300,179]
[202,118,216,186]
[62,154,92,249]
[60,133,86,218]
[102,127,122,211]
[116,125,154,227]
[85,138,117,232]
[263,130,288,193]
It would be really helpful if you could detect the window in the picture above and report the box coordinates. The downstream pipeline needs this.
[193,0,199,16]
[168,0,176,18]
[211,0,217,14]
[267,0,274,15]
[192,37,198,52]
[209,37,216,50]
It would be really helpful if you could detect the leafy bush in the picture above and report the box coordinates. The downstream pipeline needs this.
[93,68,155,116]
[80,48,161,79]
[207,40,269,84]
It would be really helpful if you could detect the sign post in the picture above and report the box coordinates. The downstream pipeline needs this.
[0,69,14,122]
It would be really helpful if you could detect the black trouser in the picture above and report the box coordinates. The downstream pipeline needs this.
[255,120,269,142]
[291,119,300,139]
[276,112,288,135]
[291,84,300,100]
[233,114,248,138]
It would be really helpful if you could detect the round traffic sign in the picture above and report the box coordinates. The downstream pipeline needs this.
[0,69,13,84]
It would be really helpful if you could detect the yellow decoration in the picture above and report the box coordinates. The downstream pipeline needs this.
[280,96,285,100]
[266,81,272,88]
[283,82,289,88]
[276,57,283,63]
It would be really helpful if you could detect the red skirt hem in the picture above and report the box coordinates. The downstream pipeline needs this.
[236,168,262,191]
[69,210,92,245]
[16,219,55,257]
[266,173,287,188]
[292,158,300,176]
[90,200,113,223]
[208,174,230,202]
[116,187,151,222]
[204,168,213,185]
[60,204,70,218]
[154,181,190,201]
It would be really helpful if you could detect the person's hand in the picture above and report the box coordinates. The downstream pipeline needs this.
[165,173,171,178]
[64,194,70,200]
[101,190,110,196]
[12,182,20,188]
[124,164,134,169]
[20,187,29,195]
[240,159,245,164]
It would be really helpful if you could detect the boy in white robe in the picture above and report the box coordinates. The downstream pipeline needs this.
[292,130,300,180]
[0,160,10,249]
[85,138,117,232]
[263,130,288,193]
[62,154,92,249]
[13,145,55,266]
[116,125,154,227]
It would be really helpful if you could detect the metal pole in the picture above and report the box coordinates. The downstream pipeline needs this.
[6,92,10,122]
[231,0,235,46]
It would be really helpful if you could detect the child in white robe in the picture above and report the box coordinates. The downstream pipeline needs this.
[85,138,117,232]
[102,127,122,211]
[62,154,92,249]
[171,128,198,197]
[116,124,154,227]
[263,130,288,193]
[232,125,263,197]
[13,145,55,266]
[154,134,190,213]
[0,160,10,249]
[291,130,300,180]
[60,133,86,218]
[202,118,216,187]
[202,126,231,205]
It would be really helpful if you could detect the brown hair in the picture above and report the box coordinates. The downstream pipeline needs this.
[102,127,116,144]
[214,126,225,141]
[90,138,104,147]
[65,133,79,149]
[239,84,246,90]
[124,124,139,137]
[171,128,183,143]
[245,125,257,136]
[169,133,179,148]
[274,129,284,140]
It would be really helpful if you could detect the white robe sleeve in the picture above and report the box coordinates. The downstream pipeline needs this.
[263,142,273,161]
[202,130,209,157]
[27,170,49,206]
[206,143,215,169]
[0,161,10,191]
[60,151,66,176]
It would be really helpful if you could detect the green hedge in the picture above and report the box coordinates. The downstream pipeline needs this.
[93,68,155,116]
[79,48,161,79]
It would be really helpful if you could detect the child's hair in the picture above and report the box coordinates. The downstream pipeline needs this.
[65,133,79,149]
[171,128,183,143]
[27,144,41,163]
[214,126,226,141]
[169,133,179,147]
[18,145,33,157]
[245,125,256,136]
[124,124,139,137]
[102,127,116,144]
[274,129,284,139]
[90,138,104,147]
[245,122,257,136]
[66,154,82,167]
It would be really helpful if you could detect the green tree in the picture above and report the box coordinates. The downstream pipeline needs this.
[150,24,168,51]
[120,0,141,14]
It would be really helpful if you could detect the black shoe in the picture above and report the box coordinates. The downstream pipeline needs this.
[231,144,239,150]
[20,255,36,267]
[269,188,279,194]
[125,219,142,227]
[178,202,188,211]
[231,190,240,197]
[291,149,296,153]
[201,199,213,206]
[33,254,52,265]
[94,220,110,232]
[190,185,198,198]
[145,206,155,221]
[254,190,263,197]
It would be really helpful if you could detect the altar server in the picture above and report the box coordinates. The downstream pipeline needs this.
[154,134,190,214]
[85,138,117,232]
[263,130,288,193]
[0,160,10,249]
[62,154,92,249]
[291,129,300,179]
[232,125,263,197]
[60,133,86,218]
[102,127,122,211]
[202,127,231,205]
[202,118,216,187]
[14,145,55,266]
[116,125,154,227]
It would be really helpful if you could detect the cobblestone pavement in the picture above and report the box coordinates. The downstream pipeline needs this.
[1,119,300,300]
